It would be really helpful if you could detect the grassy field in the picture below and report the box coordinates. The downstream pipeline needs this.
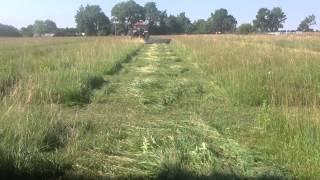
[0,37,141,104]
[0,35,320,179]
[171,35,320,178]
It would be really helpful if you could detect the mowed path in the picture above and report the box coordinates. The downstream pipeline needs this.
[74,43,284,179]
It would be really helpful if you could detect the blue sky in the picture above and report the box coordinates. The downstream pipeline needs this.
[0,0,319,30]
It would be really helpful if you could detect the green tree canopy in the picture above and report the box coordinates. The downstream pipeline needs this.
[111,0,145,30]
[176,12,193,33]
[207,9,237,33]
[253,7,286,32]
[253,8,270,32]
[144,2,160,24]
[44,20,58,33]
[144,2,162,34]
[297,15,317,32]
[0,23,21,37]
[75,5,111,36]
[33,19,57,35]
[21,25,34,37]
[165,15,182,34]
[192,19,209,34]
[56,27,78,36]
[33,20,47,35]
[155,11,169,35]
[268,7,287,32]
[111,22,127,35]
[237,23,254,34]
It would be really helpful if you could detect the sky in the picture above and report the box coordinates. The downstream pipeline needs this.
[0,0,319,30]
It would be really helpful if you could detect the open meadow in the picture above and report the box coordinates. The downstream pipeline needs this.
[1,35,320,179]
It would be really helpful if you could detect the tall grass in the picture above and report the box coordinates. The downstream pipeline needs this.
[0,37,142,179]
[170,35,320,178]
[2,35,320,178]
[0,37,141,105]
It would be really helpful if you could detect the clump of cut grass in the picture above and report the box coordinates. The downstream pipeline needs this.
[40,119,70,152]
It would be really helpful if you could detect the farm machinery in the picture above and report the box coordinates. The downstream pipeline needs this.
[129,20,171,44]
[129,20,150,41]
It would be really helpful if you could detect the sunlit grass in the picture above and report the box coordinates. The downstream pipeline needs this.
[1,35,320,179]
[0,37,142,179]
[170,34,320,178]
[0,37,141,105]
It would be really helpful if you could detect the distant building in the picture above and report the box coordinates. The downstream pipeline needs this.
[33,33,56,37]
[43,33,56,37]
[266,31,304,36]
[33,32,85,37]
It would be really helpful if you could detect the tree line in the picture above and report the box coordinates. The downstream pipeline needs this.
[0,0,318,37]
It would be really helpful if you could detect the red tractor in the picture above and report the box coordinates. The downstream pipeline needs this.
[129,20,150,40]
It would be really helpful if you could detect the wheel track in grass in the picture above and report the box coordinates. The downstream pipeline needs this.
[74,42,287,179]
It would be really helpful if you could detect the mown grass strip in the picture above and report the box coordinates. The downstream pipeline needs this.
[105,46,143,75]
[61,45,144,106]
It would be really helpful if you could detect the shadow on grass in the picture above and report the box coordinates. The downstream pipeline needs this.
[62,78,110,106]
[0,159,69,180]
[0,162,287,180]
[145,37,171,44]
[0,75,19,99]
[156,167,286,180]
[65,167,287,180]
[105,47,142,76]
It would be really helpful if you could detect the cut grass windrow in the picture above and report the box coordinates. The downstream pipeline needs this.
[71,43,287,179]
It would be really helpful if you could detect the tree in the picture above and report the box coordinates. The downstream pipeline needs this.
[33,20,47,35]
[44,20,58,33]
[237,23,254,34]
[55,27,78,36]
[253,8,271,32]
[156,11,169,35]
[165,15,182,34]
[144,2,160,24]
[298,15,317,32]
[253,7,286,32]
[268,7,287,32]
[0,23,21,37]
[176,12,193,33]
[207,9,237,33]
[21,25,34,37]
[111,22,126,35]
[111,0,145,32]
[75,5,111,36]
[144,2,161,34]
[192,19,209,34]
[33,19,57,35]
